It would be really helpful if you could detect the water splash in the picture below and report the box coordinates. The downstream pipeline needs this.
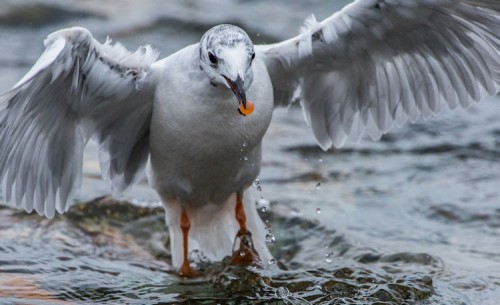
[325,252,334,263]
[256,197,270,213]
[265,226,276,243]
[275,287,290,299]
[253,179,262,191]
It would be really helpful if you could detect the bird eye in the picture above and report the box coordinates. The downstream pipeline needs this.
[208,52,218,64]
[251,52,255,61]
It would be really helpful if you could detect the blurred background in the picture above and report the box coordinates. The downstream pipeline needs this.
[0,1,499,304]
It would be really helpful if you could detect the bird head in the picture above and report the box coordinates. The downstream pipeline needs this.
[199,24,255,115]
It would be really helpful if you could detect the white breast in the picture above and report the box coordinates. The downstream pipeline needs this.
[147,44,274,207]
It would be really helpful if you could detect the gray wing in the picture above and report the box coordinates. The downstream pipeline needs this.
[257,0,500,149]
[0,27,159,217]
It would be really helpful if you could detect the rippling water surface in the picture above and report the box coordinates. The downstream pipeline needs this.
[0,1,500,304]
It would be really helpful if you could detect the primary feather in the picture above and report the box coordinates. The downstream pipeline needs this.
[258,0,500,149]
[0,27,159,217]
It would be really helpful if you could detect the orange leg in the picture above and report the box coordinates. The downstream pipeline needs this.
[231,193,259,265]
[179,209,197,277]
[235,193,248,235]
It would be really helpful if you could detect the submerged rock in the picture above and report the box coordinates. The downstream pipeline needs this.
[0,198,437,304]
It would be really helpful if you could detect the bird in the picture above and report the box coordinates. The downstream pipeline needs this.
[0,0,499,277]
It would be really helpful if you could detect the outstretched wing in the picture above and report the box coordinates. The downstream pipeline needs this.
[0,27,159,217]
[258,0,500,149]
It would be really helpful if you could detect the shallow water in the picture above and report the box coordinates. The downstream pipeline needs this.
[0,1,500,304]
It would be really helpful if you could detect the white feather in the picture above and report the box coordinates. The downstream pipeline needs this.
[162,190,272,269]
[258,0,500,148]
[0,27,159,217]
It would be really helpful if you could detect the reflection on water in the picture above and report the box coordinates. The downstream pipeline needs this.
[1,1,500,304]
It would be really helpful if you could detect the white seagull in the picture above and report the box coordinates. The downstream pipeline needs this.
[0,0,499,276]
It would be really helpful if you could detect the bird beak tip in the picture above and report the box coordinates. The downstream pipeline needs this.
[224,75,247,109]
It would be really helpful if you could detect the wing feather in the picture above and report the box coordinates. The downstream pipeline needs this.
[0,27,159,217]
[258,0,500,148]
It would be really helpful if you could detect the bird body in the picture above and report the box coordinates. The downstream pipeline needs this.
[149,43,273,207]
[0,0,499,273]
[147,44,274,267]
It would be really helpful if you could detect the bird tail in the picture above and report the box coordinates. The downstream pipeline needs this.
[163,190,272,269]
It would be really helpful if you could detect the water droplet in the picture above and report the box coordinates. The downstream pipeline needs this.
[325,252,334,263]
[242,141,248,147]
[318,158,323,163]
[265,232,275,243]
[239,250,246,257]
[253,179,260,187]
[256,197,269,212]
[275,287,289,299]
[316,208,321,214]
[257,33,261,37]
[268,258,276,265]
[244,156,248,161]
[257,198,269,207]
[316,182,321,189]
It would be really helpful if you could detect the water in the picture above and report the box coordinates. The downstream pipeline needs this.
[1,1,499,304]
